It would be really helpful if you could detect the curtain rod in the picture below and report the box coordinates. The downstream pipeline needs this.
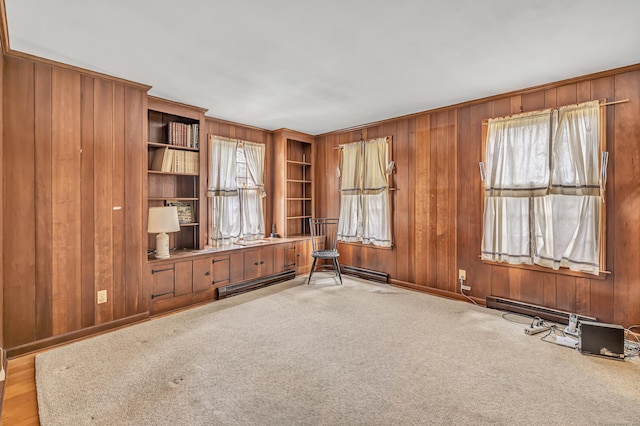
[481,99,630,126]
[601,98,630,106]
[209,134,261,146]
[332,135,392,150]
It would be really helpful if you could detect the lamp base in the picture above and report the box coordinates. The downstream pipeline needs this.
[155,232,170,259]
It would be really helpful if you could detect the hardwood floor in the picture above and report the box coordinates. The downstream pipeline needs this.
[2,354,39,425]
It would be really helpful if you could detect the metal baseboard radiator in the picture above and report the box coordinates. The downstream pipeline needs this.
[341,266,388,283]
[486,296,597,324]
[217,270,296,300]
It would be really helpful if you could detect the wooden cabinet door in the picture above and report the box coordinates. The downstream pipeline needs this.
[244,246,275,279]
[260,246,275,276]
[296,239,313,273]
[211,255,230,288]
[192,258,213,292]
[150,265,175,300]
[244,249,261,280]
[174,261,193,296]
[275,243,297,273]
[230,252,244,283]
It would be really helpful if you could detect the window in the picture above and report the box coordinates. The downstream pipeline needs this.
[207,136,265,245]
[337,137,393,248]
[481,100,607,275]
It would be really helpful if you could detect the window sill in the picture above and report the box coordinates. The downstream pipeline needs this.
[480,258,611,281]
[338,241,394,251]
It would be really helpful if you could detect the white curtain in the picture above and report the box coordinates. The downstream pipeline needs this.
[337,143,361,242]
[533,195,600,274]
[241,142,266,240]
[482,197,532,264]
[208,137,240,245]
[533,101,601,274]
[481,111,551,262]
[337,137,391,247]
[361,138,391,247]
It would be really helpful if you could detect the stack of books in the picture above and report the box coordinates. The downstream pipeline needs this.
[168,122,199,149]
[150,147,199,174]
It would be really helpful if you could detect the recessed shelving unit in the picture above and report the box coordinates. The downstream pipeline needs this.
[273,129,314,238]
[146,97,206,254]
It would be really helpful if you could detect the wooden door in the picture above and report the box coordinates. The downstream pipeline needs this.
[211,255,230,289]
[150,265,175,301]
[275,243,297,273]
[192,258,212,292]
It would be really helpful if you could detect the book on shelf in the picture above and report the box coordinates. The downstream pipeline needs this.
[167,122,200,149]
[165,200,195,224]
[150,147,173,172]
[150,148,198,173]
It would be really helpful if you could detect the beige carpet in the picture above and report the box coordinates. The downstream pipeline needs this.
[36,274,640,425]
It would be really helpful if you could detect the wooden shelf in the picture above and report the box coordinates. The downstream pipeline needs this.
[147,99,205,253]
[148,142,199,152]
[148,170,198,176]
[273,130,314,238]
[149,197,198,201]
[286,160,312,166]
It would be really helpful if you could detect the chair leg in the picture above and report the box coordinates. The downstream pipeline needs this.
[307,257,317,285]
[334,258,343,285]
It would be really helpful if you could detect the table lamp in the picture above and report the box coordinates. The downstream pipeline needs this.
[148,206,181,258]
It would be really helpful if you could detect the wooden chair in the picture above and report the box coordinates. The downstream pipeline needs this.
[307,218,343,285]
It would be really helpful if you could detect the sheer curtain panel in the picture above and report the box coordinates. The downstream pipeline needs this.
[482,101,603,275]
[337,137,391,247]
[481,111,551,264]
[361,138,391,247]
[533,101,601,274]
[337,143,362,242]
[208,137,240,245]
[240,142,266,240]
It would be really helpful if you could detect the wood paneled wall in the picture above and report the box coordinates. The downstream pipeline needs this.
[315,66,640,327]
[2,55,147,350]
[203,119,274,238]
[0,45,3,349]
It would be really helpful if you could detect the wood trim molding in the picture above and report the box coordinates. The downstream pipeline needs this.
[6,313,149,358]
[205,115,272,133]
[272,128,315,143]
[0,0,9,54]
[5,50,151,91]
[389,279,486,306]
[316,62,640,137]
[148,95,208,115]
[0,348,6,418]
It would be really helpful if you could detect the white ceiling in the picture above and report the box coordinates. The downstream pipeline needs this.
[5,0,640,135]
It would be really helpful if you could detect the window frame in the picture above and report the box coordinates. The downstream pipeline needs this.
[480,101,608,278]
[337,136,395,250]
[205,136,266,247]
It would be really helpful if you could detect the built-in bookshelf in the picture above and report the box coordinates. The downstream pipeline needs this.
[273,129,314,237]
[146,97,206,254]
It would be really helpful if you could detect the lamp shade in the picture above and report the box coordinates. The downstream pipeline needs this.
[147,206,180,233]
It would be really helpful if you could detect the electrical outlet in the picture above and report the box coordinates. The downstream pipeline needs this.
[458,269,466,280]
[97,290,107,304]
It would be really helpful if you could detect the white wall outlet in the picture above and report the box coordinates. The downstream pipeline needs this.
[97,290,107,304]
[458,269,467,280]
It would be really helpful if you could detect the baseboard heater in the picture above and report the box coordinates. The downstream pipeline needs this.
[486,296,596,324]
[341,265,389,283]
[216,270,296,299]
